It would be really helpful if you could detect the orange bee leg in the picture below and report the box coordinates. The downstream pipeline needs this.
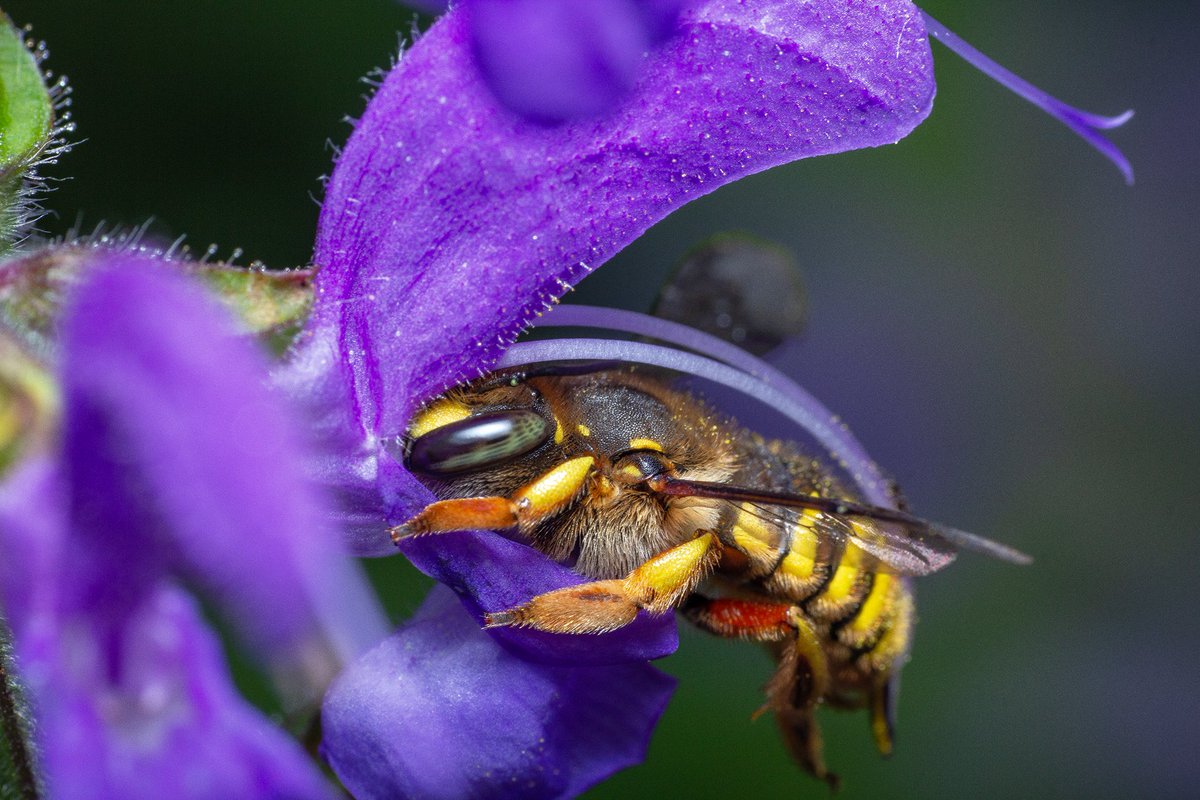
[683,597,838,789]
[388,456,595,543]
[483,532,721,635]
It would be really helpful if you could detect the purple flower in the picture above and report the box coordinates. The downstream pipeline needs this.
[306,0,937,795]
[305,1,1127,794]
[0,1,1133,797]
[0,254,384,798]
[410,2,1132,179]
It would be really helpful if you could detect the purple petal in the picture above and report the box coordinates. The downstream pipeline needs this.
[20,585,334,800]
[60,254,385,674]
[398,528,678,664]
[309,0,934,442]
[467,0,659,123]
[321,586,676,800]
[0,457,64,631]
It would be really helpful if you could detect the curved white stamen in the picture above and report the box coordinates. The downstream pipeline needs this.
[921,11,1134,184]
[498,335,897,509]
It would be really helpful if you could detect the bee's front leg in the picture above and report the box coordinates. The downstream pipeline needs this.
[483,532,721,634]
[388,456,595,543]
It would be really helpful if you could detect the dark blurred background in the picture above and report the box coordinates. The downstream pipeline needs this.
[4,1,1196,797]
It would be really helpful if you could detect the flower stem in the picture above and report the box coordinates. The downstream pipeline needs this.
[0,615,39,800]
[921,10,1134,184]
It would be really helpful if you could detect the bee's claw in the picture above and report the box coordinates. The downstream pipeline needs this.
[823,771,842,793]
[482,609,518,629]
[750,703,771,723]
[388,523,415,545]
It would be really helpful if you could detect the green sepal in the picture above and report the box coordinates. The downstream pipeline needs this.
[0,13,56,253]
[0,324,57,478]
[195,264,315,355]
[0,246,314,359]
[0,19,50,170]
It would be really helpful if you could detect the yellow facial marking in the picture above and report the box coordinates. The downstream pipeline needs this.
[629,437,664,452]
[621,464,645,479]
[637,533,715,595]
[576,424,591,437]
[553,417,565,444]
[408,399,471,438]
[516,456,594,514]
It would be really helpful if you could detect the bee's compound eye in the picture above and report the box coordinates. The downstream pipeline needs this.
[406,409,553,476]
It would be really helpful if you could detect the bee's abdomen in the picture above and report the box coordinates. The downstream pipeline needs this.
[721,436,915,672]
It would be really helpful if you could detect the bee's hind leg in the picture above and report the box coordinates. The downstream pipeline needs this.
[683,597,838,789]
[483,532,720,634]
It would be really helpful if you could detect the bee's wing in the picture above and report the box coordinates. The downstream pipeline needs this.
[651,477,1032,577]
[729,498,957,576]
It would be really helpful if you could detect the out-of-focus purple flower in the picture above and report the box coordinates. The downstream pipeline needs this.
[0,254,384,798]
[305,0,937,794]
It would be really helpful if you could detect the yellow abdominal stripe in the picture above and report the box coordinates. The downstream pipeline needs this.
[778,513,820,579]
[867,590,914,673]
[408,398,471,438]
[823,543,864,601]
[730,505,777,561]
[848,573,894,634]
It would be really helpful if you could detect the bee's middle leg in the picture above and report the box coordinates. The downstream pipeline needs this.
[483,532,721,634]
[389,456,595,543]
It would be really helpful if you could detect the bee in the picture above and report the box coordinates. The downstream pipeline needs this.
[391,363,1030,787]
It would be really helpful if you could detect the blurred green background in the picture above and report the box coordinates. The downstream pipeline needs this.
[4,1,1196,798]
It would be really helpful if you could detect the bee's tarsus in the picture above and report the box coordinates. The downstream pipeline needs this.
[482,610,518,629]
[388,523,414,545]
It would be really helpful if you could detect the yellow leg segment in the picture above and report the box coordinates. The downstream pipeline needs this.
[869,678,896,757]
[390,456,595,542]
[484,533,720,634]
[763,610,839,790]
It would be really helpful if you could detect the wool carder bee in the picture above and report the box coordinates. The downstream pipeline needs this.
[391,363,1029,786]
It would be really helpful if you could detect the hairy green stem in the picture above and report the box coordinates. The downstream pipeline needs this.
[0,615,38,800]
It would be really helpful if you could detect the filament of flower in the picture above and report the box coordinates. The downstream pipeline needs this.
[498,329,896,510]
[920,10,1134,184]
